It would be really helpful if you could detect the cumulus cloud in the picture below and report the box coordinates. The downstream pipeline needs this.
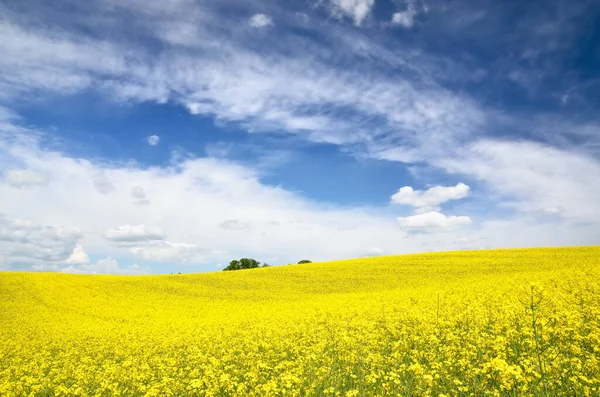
[3,118,599,272]
[0,213,81,264]
[397,211,471,233]
[147,135,160,146]
[0,0,598,268]
[391,183,470,210]
[0,127,428,269]
[328,0,375,26]
[2,169,48,188]
[64,244,90,265]
[390,182,471,234]
[249,13,273,28]
[104,225,165,242]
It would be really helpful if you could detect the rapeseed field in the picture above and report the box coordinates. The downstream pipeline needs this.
[1,246,599,396]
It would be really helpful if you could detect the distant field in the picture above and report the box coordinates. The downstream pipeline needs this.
[1,247,599,396]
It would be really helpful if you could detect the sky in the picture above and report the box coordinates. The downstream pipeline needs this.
[0,0,599,274]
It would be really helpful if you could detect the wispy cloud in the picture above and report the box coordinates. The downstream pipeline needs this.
[0,0,485,156]
[0,0,599,271]
[249,13,274,28]
[391,0,422,28]
[326,0,375,26]
[437,140,600,221]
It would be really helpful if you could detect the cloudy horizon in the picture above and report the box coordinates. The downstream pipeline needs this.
[1,0,599,274]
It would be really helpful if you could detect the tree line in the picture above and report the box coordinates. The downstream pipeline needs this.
[223,258,311,271]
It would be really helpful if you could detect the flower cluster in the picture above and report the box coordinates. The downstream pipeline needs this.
[1,247,599,396]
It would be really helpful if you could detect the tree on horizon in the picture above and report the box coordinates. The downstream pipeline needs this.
[223,258,260,271]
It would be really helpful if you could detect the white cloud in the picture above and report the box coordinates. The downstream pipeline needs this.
[62,257,148,274]
[92,172,115,195]
[249,13,273,28]
[131,186,151,206]
[328,0,375,26]
[360,247,383,257]
[392,10,416,28]
[437,140,600,221]
[147,135,160,146]
[541,206,561,215]
[397,211,471,233]
[104,225,165,242]
[474,216,599,249]
[0,20,126,98]
[131,186,146,198]
[204,142,233,158]
[0,213,81,264]
[219,219,249,230]
[391,0,418,28]
[0,127,422,269]
[2,169,48,188]
[391,183,470,210]
[129,241,209,263]
[0,105,19,122]
[1,123,598,272]
[0,1,599,270]
[65,244,90,265]
[0,1,486,156]
[453,237,474,245]
[391,182,471,233]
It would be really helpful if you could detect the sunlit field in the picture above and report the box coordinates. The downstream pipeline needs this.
[1,247,599,396]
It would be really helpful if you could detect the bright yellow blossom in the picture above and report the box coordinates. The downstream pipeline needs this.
[1,246,599,396]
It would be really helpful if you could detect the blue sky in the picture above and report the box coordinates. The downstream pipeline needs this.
[0,0,599,274]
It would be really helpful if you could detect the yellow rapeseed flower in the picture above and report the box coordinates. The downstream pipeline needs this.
[0,246,599,396]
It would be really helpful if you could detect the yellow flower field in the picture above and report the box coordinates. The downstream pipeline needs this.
[1,247,599,396]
